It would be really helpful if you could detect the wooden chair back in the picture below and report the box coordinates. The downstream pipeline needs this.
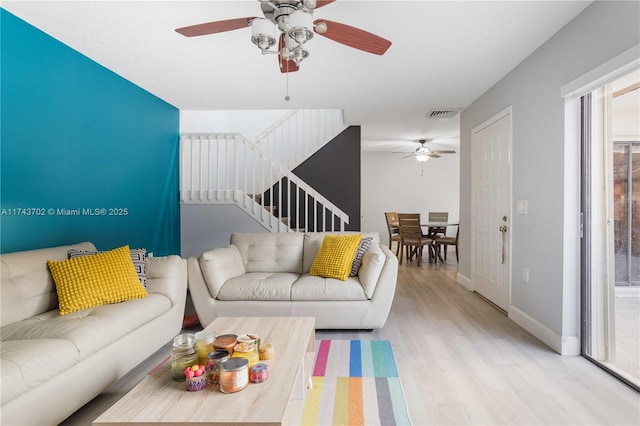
[428,211,449,238]
[397,213,432,266]
[385,212,399,230]
[397,213,422,243]
[384,212,401,255]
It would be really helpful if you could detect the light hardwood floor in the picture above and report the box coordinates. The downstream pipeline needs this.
[63,256,640,425]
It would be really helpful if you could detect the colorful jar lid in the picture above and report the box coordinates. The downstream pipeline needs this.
[250,363,269,383]
[251,363,267,373]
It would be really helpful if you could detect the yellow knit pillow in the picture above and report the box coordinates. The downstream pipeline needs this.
[48,245,148,315]
[310,234,363,281]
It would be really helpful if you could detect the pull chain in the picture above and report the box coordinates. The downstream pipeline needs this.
[284,69,290,101]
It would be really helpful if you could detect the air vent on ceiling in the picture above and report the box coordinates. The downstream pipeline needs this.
[426,108,463,118]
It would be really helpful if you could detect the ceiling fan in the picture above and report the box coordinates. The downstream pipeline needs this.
[175,0,392,73]
[394,140,457,162]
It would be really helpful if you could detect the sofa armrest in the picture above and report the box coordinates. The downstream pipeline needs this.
[358,243,387,298]
[360,244,398,328]
[198,245,246,299]
[145,255,188,307]
[187,246,245,327]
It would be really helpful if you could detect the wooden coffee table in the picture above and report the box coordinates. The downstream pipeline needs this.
[93,316,315,425]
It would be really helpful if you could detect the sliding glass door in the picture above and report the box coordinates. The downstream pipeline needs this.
[582,72,639,390]
[613,142,640,287]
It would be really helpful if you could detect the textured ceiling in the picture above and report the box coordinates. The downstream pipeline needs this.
[2,0,593,152]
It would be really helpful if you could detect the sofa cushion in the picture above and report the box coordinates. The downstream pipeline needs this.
[231,233,304,274]
[350,236,373,277]
[291,275,368,301]
[68,247,148,288]
[1,242,96,328]
[310,234,363,281]
[358,243,386,299]
[302,232,380,273]
[1,338,80,405]
[200,245,245,299]
[47,245,147,315]
[1,293,171,360]
[217,272,299,301]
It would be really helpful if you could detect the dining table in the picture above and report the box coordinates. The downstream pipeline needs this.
[421,221,459,233]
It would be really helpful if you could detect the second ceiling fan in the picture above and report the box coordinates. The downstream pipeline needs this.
[175,0,392,73]
[394,140,457,162]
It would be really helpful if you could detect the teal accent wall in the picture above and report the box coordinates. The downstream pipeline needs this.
[1,9,180,255]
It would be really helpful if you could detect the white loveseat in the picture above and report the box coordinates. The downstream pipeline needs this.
[187,232,398,330]
[0,242,188,425]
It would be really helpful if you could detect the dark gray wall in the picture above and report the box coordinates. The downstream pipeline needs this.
[293,126,361,230]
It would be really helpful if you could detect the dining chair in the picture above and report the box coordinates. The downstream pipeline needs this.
[397,213,433,266]
[384,212,401,256]
[435,226,459,263]
[428,211,449,239]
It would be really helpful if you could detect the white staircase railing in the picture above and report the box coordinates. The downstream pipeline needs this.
[255,109,346,170]
[180,133,349,233]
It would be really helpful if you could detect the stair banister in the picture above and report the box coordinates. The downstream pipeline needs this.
[180,132,348,233]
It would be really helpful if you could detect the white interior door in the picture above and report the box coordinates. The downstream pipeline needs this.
[471,107,512,312]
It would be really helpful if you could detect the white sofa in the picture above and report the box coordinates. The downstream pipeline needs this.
[0,242,188,425]
[187,232,398,330]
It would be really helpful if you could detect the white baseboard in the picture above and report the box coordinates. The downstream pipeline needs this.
[457,273,473,291]
[508,305,581,355]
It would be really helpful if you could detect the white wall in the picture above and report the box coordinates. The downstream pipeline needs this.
[180,110,291,140]
[180,204,270,258]
[459,1,640,353]
[361,151,460,246]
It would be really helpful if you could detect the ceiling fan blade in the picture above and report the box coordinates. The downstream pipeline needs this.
[315,0,337,8]
[428,153,441,159]
[402,154,415,159]
[431,150,456,154]
[278,34,299,73]
[175,17,256,37]
[313,19,391,55]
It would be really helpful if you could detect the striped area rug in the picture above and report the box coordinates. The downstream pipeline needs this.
[301,340,411,426]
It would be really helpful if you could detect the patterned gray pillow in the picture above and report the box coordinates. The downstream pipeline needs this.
[349,237,373,277]
[68,247,147,288]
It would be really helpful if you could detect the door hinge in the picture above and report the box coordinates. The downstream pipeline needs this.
[580,212,584,239]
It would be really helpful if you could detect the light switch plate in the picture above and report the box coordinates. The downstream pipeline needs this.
[517,199,528,214]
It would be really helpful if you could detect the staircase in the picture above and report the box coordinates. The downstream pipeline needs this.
[255,109,346,170]
[180,110,349,233]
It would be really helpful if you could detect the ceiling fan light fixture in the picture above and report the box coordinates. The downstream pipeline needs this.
[177,0,392,73]
[282,34,309,65]
[416,153,430,162]
[302,0,317,9]
[314,21,328,34]
[251,18,276,53]
[292,47,309,65]
[287,10,314,44]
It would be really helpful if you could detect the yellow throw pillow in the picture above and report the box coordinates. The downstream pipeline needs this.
[310,234,363,281]
[48,245,148,315]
